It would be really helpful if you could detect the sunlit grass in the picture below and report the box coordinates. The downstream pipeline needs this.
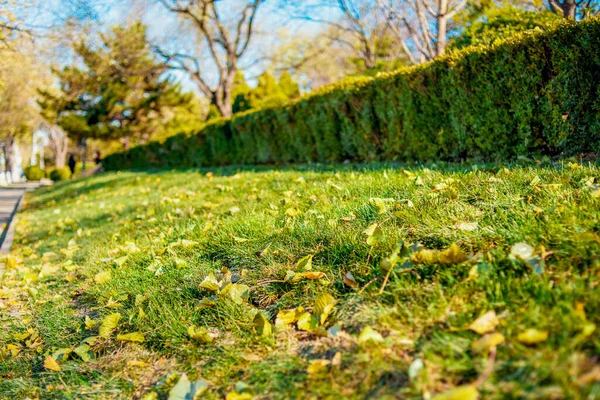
[1,160,599,399]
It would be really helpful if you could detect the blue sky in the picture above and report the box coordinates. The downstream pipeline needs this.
[18,0,341,94]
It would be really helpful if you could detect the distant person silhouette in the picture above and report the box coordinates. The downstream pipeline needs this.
[68,154,76,176]
[94,151,102,165]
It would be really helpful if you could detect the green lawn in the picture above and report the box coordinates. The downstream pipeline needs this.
[1,161,599,399]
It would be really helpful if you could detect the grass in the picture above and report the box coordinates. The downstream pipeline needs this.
[1,160,599,399]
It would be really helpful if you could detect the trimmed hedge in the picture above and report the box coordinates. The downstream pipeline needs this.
[104,18,600,170]
[24,165,45,181]
[49,167,72,181]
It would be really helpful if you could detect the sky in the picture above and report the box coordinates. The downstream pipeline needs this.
[14,0,344,95]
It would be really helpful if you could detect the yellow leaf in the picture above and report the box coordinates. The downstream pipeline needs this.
[432,385,479,400]
[7,344,21,357]
[116,332,145,343]
[299,271,326,280]
[357,326,384,344]
[517,328,548,345]
[468,311,499,335]
[220,283,250,304]
[99,313,121,338]
[253,312,272,338]
[226,393,253,400]
[439,243,467,264]
[411,249,439,265]
[363,223,383,246]
[94,270,112,284]
[199,274,221,292]
[188,325,214,343]
[14,329,33,341]
[582,323,596,337]
[44,355,61,372]
[313,293,336,325]
[113,256,128,267]
[85,316,99,330]
[297,312,318,332]
[471,333,505,353]
[456,222,478,231]
[307,359,330,375]
[275,307,304,328]
[296,254,313,270]
[127,360,149,367]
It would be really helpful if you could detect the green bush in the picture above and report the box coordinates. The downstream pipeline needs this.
[49,167,72,181]
[24,165,45,181]
[103,17,600,171]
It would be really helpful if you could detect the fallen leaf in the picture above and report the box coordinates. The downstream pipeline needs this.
[343,272,358,289]
[127,360,149,367]
[468,311,499,335]
[199,274,221,292]
[296,254,313,270]
[363,223,384,246]
[113,256,128,267]
[73,344,93,362]
[168,373,210,400]
[313,293,336,325]
[188,325,214,343]
[116,332,145,343]
[44,355,61,372]
[358,326,384,344]
[94,270,112,284]
[275,307,304,328]
[456,222,478,231]
[99,313,121,338]
[517,328,548,345]
[432,385,479,400]
[439,243,467,265]
[297,312,318,332]
[411,249,439,265]
[299,271,326,280]
[510,242,534,260]
[307,359,330,375]
[220,283,249,304]
[471,332,505,353]
[253,312,272,338]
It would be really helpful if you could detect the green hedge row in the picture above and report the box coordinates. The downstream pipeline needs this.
[104,18,600,170]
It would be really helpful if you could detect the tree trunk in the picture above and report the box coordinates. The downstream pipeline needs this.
[436,0,449,57]
[47,126,69,168]
[214,92,233,118]
[55,143,67,168]
[3,135,14,183]
[560,0,577,18]
[81,138,88,172]
[54,135,68,168]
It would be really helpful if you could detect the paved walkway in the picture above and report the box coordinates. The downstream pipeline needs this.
[0,188,26,253]
[0,182,41,277]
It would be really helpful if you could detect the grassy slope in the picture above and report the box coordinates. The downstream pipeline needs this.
[1,161,599,399]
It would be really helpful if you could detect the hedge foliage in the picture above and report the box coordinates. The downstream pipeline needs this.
[24,166,45,181]
[49,167,72,181]
[104,18,600,170]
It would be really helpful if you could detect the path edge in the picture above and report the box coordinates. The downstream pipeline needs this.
[0,191,24,253]
[0,189,25,279]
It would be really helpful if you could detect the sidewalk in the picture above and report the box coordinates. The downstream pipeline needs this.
[0,188,25,252]
[0,182,40,276]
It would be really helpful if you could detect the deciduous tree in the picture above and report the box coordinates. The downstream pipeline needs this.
[156,0,263,118]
